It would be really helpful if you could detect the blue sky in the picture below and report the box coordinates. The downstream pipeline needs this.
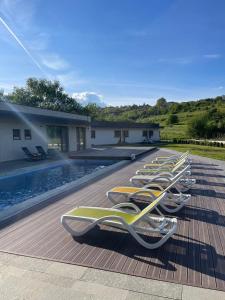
[0,0,225,106]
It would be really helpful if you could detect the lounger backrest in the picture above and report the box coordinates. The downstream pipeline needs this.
[36,146,46,155]
[163,165,189,191]
[179,151,189,160]
[132,166,190,223]
[22,147,32,157]
[132,193,167,223]
[174,152,188,166]
[172,158,187,173]
[172,164,190,181]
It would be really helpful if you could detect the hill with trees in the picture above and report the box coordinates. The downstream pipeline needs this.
[86,96,225,139]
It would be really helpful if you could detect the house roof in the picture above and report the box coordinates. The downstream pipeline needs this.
[91,121,159,129]
[0,101,91,125]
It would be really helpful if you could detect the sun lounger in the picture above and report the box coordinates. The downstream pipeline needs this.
[147,151,189,167]
[22,147,43,161]
[152,151,189,164]
[107,167,191,213]
[136,157,191,176]
[61,192,177,249]
[130,165,196,191]
[36,146,49,159]
[143,155,189,170]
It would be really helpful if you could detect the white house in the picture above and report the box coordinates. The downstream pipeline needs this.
[91,121,160,145]
[0,101,91,162]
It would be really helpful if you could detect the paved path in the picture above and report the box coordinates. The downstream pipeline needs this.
[0,252,224,300]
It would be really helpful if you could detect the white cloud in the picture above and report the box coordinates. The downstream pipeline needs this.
[203,54,221,59]
[40,54,69,71]
[72,92,106,107]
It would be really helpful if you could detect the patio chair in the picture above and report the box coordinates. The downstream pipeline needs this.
[61,192,177,249]
[22,147,42,161]
[107,165,191,213]
[36,146,49,159]
[152,151,190,164]
[130,164,196,191]
[136,157,190,176]
[143,155,189,171]
[146,151,190,168]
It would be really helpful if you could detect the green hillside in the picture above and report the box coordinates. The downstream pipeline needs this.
[86,96,225,140]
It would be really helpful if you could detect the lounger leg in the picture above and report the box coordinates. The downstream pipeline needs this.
[129,218,177,249]
[61,216,97,237]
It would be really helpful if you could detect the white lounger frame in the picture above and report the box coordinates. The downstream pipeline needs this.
[61,194,177,249]
[130,166,196,192]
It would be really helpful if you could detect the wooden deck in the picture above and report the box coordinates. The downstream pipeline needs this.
[0,150,224,291]
[69,145,156,160]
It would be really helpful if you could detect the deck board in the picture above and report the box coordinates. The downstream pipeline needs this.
[0,150,225,291]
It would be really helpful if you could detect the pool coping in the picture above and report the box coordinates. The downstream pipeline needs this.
[0,159,129,228]
[0,158,89,179]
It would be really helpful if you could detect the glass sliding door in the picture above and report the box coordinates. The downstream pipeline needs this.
[76,127,86,151]
[47,126,69,152]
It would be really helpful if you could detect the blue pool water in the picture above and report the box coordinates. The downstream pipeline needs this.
[0,159,117,211]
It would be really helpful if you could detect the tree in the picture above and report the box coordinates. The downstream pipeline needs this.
[85,103,101,119]
[167,114,178,125]
[8,78,85,114]
[187,115,208,138]
[169,102,180,113]
[156,97,168,114]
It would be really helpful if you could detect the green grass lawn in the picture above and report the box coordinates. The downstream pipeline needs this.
[158,143,225,161]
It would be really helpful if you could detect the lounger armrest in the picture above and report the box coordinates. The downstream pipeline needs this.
[112,203,141,213]
[150,176,172,182]
[98,215,128,225]
[153,166,173,173]
[143,183,164,191]
[130,189,156,200]
[152,172,174,178]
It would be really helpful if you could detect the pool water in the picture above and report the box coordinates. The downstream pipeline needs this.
[0,159,117,211]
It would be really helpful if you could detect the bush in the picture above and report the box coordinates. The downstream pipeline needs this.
[167,114,179,125]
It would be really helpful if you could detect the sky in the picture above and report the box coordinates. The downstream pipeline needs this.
[0,0,225,106]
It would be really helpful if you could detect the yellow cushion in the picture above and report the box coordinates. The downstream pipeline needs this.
[144,163,173,168]
[111,186,162,197]
[66,207,136,224]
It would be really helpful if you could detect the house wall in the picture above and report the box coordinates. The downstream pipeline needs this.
[91,128,160,145]
[0,116,48,162]
[70,125,91,152]
[0,116,91,162]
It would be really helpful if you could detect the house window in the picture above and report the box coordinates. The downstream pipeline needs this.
[148,130,153,138]
[91,130,96,139]
[24,129,32,140]
[142,130,148,137]
[123,130,129,137]
[13,129,21,140]
[114,130,121,138]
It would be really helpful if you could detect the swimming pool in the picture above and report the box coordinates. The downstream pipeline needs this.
[0,159,118,211]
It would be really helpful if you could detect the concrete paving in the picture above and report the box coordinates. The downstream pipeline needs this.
[0,252,224,300]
